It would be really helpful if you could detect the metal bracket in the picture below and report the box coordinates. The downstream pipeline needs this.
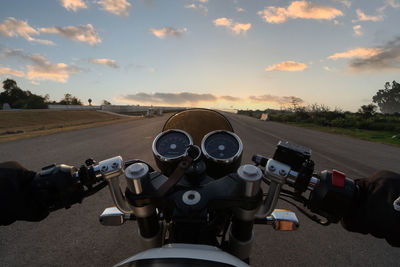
[267,209,299,231]
[99,207,134,226]
[255,159,291,219]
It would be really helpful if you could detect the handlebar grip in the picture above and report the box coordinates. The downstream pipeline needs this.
[307,170,358,223]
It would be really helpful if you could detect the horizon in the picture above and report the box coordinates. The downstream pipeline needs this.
[1,0,400,112]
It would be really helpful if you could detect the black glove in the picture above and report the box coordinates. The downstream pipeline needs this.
[341,170,400,247]
[0,161,48,225]
[0,161,85,226]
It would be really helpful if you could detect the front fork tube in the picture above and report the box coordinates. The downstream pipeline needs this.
[228,209,257,260]
[132,205,163,250]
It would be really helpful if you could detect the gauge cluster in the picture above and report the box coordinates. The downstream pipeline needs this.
[152,129,243,178]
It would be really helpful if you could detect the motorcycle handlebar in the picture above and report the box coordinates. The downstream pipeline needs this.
[33,154,358,226]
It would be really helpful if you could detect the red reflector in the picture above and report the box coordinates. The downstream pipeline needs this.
[332,170,346,187]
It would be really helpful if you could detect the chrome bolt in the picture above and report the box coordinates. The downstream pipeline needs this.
[269,165,275,171]
[112,162,118,169]
[101,165,108,172]
[279,169,287,176]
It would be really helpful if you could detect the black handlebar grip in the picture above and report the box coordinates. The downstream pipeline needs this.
[307,170,358,223]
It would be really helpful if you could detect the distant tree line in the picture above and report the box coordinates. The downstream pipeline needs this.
[238,80,400,133]
[0,78,112,109]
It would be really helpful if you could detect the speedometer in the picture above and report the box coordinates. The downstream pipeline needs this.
[152,129,193,175]
[201,130,243,178]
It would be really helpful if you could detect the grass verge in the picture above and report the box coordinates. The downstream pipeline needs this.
[284,122,400,147]
[0,110,142,143]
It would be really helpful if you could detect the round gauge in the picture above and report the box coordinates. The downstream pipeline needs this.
[201,130,243,178]
[153,129,193,161]
[201,130,243,163]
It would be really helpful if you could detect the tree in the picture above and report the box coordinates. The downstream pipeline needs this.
[0,78,48,109]
[372,81,400,114]
[59,93,82,105]
[358,104,377,118]
[88,98,92,106]
[102,100,111,105]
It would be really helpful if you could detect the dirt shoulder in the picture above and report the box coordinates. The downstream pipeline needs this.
[0,110,142,143]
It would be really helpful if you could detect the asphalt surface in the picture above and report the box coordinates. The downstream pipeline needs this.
[1,113,399,266]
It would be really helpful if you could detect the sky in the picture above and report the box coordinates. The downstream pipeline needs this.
[0,0,400,111]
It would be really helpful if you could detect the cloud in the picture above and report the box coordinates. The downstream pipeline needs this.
[0,66,25,77]
[353,1,399,23]
[0,17,54,45]
[60,0,87,11]
[118,92,303,106]
[386,0,400,8]
[236,7,245,12]
[26,55,79,82]
[89,58,119,68]
[220,95,242,101]
[120,92,217,105]
[354,9,383,22]
[265,61,308,71]
[258,1,343,24]
[249,95,304,105]
[196,0,208,2]
[185,3,208,15]
[39,24,101,46]
[353,25,362,36]
[148,27,187,38]
[97,0,131,16]
[213,17,251,35]
[328,47,381,59]
[348,36,400,71]
[332,0,351,8]
[323,66,332,71]
[1,48,80,83]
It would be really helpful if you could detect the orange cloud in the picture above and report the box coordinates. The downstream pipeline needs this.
[0,67,25,77]
[39,24,101,46]
[353,25,362,36]
[354,9,383,22]
[89,58,119,68]
[97,0,131,16]
[0,17,54,45]
[60,0,87,11]
[258,1,343,24]
[328,47,381,59]
[2,48,79,83]
[148,27,187,39]
[265,61,308,71]
[26,55,79,83]
[185,3,208,15]
[213,17,251,35]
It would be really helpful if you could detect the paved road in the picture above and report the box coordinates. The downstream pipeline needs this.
[1,113,399,266]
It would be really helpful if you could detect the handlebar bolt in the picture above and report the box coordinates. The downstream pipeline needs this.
[101,165,108,172]
[279,169,287,176]
[269,165,275,171]
[112,162,118,169]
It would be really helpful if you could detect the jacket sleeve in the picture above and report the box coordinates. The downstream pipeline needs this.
[0,161,48,225]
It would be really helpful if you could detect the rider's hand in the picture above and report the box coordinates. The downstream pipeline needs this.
[0,161,49,225]
[341,170,400,246]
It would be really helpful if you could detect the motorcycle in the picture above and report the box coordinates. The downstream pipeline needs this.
[32,109,357,266]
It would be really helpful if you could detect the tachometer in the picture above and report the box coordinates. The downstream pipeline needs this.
[201,130,243,178]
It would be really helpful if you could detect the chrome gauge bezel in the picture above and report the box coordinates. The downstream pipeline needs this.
[201,130,243,164]
[152,129,193,162]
